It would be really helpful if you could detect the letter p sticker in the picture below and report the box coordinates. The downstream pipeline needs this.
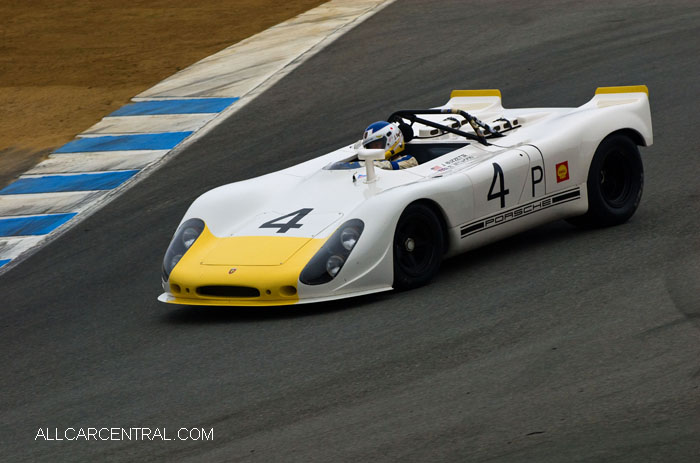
[531,166,544,197]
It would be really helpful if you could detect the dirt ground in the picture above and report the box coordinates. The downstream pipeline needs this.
[0,0,325,188]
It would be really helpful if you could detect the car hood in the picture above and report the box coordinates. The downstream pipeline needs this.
[200,235,318,266]
[184,166,422,266]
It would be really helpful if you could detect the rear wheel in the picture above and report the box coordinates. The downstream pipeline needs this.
[568,134,643,228]
[392,203,444,290]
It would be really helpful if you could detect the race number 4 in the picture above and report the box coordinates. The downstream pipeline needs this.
[260,208,313,233]
[487,163,509,208]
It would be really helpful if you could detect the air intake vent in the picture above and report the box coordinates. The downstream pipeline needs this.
[197,286,260,298]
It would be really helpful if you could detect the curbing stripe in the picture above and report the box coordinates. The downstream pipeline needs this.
[28,151,169,175]
[83,115,216,136]
[0,236,47,261]
[109,98,238,116]
[0,171,139,195]
[0,192,107,216]
[55,132,193,153]
[0,213,78,237]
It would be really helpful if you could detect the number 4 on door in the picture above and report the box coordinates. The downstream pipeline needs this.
[487,163,509,208]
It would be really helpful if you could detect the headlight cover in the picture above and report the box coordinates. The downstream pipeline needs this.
[300,219,364,285]
[161,218,205,282]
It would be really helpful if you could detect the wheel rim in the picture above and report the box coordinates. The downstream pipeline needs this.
[600,148,633,208]
[395,216,437,278]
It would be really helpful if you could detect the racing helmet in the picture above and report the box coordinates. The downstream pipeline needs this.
[362,121,405,160]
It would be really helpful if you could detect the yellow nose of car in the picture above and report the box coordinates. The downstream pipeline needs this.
[166,226,325,306]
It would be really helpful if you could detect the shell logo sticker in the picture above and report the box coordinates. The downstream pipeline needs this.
[556,161,570,183]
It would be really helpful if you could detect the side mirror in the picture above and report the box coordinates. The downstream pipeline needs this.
[356,148,385,183]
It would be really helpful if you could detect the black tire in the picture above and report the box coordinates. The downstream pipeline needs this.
[392,203,445,290]
[567,134,643,228]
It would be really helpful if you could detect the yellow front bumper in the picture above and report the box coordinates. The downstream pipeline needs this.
[164,226,326,306]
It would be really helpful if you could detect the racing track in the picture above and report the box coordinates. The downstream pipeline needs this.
[2,1,699,461]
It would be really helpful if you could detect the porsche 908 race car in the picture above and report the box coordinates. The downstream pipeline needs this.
[159,85,652,307]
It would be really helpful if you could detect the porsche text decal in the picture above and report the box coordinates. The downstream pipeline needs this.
[461,187,581,238]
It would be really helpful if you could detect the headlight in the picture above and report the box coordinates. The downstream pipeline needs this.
[162,218,205,282]
[300,219,364,285]
[340,226,361,251]
[325,255,345,277]
[182,226,201,248]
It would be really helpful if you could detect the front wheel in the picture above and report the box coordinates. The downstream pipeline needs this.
[393,203,445,290]
[568,134,644,228]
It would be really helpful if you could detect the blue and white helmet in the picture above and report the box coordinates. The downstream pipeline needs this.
[362,121,405,160]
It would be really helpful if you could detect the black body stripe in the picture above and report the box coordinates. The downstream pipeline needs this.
[461,223,484,235]
[552,190,581,203]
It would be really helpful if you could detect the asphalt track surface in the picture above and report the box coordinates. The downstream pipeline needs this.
[2,1,700,461]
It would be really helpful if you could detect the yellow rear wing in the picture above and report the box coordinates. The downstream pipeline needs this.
[447,89,503,114]
[590,85,650,111]
[594,85,648,96]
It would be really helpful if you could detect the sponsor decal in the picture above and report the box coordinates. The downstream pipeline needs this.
[431,153,478,174]
[556,161,570,183]
[228,268,237,274]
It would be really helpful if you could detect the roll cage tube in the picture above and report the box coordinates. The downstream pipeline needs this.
[387,108,503,146]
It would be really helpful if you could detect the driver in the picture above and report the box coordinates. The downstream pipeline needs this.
[361,121,417,170]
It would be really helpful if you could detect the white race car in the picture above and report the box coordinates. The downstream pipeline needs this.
[159,86,652,307]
